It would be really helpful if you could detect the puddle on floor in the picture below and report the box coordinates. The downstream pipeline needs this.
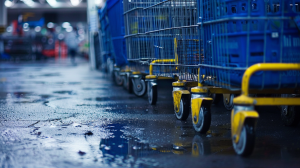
[84,96,141,102]
[82,88,108,91]
[0,92,33,99]
[53,91,76,95]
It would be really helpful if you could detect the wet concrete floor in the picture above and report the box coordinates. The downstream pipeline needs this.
[1,59,300,168]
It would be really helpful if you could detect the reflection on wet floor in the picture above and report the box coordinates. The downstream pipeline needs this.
[1,61,300,167]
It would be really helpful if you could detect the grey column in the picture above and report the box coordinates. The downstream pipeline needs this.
[0,0,7,30]
[0,0,6,55]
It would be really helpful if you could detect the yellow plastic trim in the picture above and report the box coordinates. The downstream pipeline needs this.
[173,81,198,87]
[234,96,300,106]
[197,68,204,87]
[157,76,174,80]
[191,87,208,93]
[241,63,300,96]
[231,110,259,143]
[186,82,198,87]
[233,95,255,105]
[173,90,190,113]
[132,71,142,75]
[149,59,176,75]
[174,38,178,64]
[172,82,185,87]
[173,150,184,155]
[191,97,213,124]
[145,75,157,79]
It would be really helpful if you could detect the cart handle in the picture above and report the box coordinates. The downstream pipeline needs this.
[241,63,300,96]
[149,59,176,75]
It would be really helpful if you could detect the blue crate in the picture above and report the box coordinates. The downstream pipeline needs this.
[99,0,128,67]
[199,0,300,89]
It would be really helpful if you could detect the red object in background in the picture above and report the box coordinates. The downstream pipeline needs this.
[60,42,68,58]
[55,41,59,58]
[43,41,68,58]
[42,49,55,57]
[12,20,23,36]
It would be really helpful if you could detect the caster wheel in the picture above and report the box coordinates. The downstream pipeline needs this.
[123,74,133,93]
[114,71,123,86]
[107,58,114,78]
[193,105,211,133]
[212,94,222,105]
[232,120,255,157]
[132,77,146,97]
[281,105,300,127]
[174,97,190,120]
[192,135,211,156]
[148,83,157,105]
[223,94,234,111]
[122,75,127,89]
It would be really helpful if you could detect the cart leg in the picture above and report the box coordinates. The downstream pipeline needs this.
[211,93,222,105]
[231,105,258,156]
[281,94,300,127]
[172,81,192,120]
[122,72,132,93]
[190,87,213,133]
[113,67,123,86]
[131,74,147,97]
[147,78,157,105]
[107,57,114,79]
[223,94,235,111]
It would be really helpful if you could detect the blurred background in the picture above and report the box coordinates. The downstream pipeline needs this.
[0,0,102,64]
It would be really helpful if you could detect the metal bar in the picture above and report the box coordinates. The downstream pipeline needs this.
[198,16,291,25]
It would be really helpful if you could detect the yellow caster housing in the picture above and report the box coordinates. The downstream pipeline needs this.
[145,75,157,105]
[113,66,123,86]
[232,63,300,156]
[190,85,213,133]
[172,81,197,120]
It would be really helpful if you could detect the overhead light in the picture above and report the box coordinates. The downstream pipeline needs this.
[66,26,73,32]
[95,0,104,7]
[35,26,41,32]
[4,0,14,7]
[46,0,58,7]
[55,26,61,33]
[70,0,81,6]
[6,26,13,32]
[23,23,29,29]
[21,0,36,7]
[47,22,54,28]
[62,22,70,28]
[58,34,65,40]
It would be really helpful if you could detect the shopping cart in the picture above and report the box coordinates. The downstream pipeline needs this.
[98,0,129,87]
[124,0,300,156]
[123,0,200,104]
[188,0,300,156]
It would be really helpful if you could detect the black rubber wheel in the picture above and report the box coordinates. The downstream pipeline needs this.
[192,106,211,133]
[212,94,222,105]
[232,120,255,157]
[114,71,123,86]
[132,77,146,97]
[174,97,190,120]
[107,58,114,78]
[122,75,127,90]
[128,76,133,93]
[148,84,157,105]
[192,135,211,156]
[223,94,234,111]
[281,105,300,127]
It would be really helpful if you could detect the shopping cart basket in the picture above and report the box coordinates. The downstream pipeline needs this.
[99,0,129,86]
[187,0,300,156]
